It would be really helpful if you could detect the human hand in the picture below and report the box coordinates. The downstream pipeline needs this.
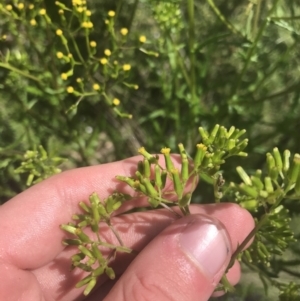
[0,156,254,301]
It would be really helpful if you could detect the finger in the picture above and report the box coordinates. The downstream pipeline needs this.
[0,155,186,270]
[32,203,254,301]
[104,214,232,301]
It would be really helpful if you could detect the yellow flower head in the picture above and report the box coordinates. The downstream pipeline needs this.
[30,19,37,26]
[61,73,68,80]
[108,10,115,17]
[90,41,97,48]
[100,58,108,65]
[29,4,34,9]
[39,8,46,15]
[6,5,13,11]
[85,10,91,16]
[56,29,63,36]
[139,35,147,43]
[58,9,64,14]
[56,52,64,59]
[67,86,74,93]
[120,28,128,36]
[76,78,82,83]
[77,7,84,13]
[18,3,25,10]
[104,49,111,56]
[82,21,93,28]
[93,83,100,91]
[112,98,120,106]
[123,64,131,71]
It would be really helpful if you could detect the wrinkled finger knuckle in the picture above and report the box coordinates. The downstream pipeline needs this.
[128,272,175,301]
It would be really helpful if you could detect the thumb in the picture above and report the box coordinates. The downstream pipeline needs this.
[104,214,232,301]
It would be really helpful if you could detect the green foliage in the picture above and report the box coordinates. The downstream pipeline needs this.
[1,0,300,299]
[14,145,65,185]
[62,125,300,296]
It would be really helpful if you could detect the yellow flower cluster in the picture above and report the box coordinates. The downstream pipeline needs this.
[108,10,115,17]
[113,98,120,106]
[104,49,111,56]
[90,41,97,48]
[93,84,100,91]
[81,21,93,29]
[123,64,131,71]
[120,28,128,36]
[100,58,108,65]
[139,35,146,43]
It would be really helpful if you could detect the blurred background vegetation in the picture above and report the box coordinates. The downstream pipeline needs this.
[0,0,300,299]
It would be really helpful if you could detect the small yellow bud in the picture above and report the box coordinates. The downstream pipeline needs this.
[68,53,73,58]
[56,52,64,59]
[85,10,91,16]
[67,86,74,93]
[56,29,63,36]
[77,7,83,13]
[104,19,109,24]
[2,35,7,40]
[61,73,68,80]
[93,84,100,91]
[29,4,34,9]
[39,8,46,15]
[6,5,13,11]
[100,58,108,65]
[90,41,97,47]
[139,35,146,43]
[58,9,64,14]
[123,64,131,71]
[112,98,120,106]
[104,49,111,56]
[30,19,37,26]
[76,78,82,83]
[18,3,25,10]
[120,28,128,36]
[108,10,115,17]
[134,85,139,90]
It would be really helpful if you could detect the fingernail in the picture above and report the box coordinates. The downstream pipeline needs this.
[179,215,231,281]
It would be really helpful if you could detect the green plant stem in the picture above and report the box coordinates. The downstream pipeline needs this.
[187,0,197,110]
[0,62,41,82]
[227,212,269,271]
[232,0,280,95]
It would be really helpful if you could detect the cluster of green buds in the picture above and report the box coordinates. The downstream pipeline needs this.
[242,205,295,267]
[61,192,132,295]
[279,281,300,301]
[117,145,193,216]
[232,148,300,211]
[15,145,65,186]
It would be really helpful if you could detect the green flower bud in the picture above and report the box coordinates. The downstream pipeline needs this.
[264,177,274,193]
[181,155,189,182]
[141,178,158,197]
[198,127,209,143]
[78,245,94,258]
[105,267,116,279]
[236,166,252,186]
[155,165,162,189]
[283,150,291,172]
[79,201,91,213]
[143,159,151,178]
[171,168,183,198]
[161,147,174,172]
[83,277,97,296]
[75,275,94,288]
[194,144,207,168]
[273,147,283,172]
[206,124,220,144]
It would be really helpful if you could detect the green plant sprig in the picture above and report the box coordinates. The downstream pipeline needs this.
[61,124,300,296]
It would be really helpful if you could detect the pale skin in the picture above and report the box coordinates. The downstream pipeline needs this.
[0,156,254,301]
